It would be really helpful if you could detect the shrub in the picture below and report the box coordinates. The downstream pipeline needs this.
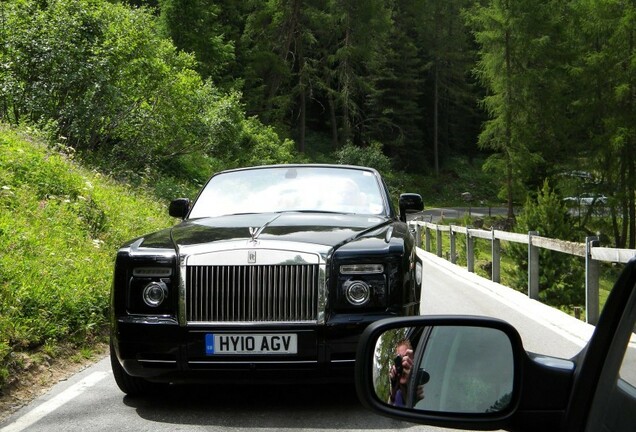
[0,0,236,169]
[509,181,585,308]
[335,141,392,175]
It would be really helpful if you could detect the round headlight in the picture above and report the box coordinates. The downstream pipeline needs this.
[142,281,168,307]
[345,281,370,306]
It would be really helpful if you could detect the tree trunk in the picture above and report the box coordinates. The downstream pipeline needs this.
[328,94,339,148]
[505,21,515,220]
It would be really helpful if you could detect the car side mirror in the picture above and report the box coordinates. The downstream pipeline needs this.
[169,198,190,219]
[399,193,424,222]
[355,316,523,429]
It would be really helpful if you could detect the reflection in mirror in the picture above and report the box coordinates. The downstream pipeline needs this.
[373,325,514,414]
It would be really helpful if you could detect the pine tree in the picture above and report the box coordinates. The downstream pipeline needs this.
[157,0,235,83]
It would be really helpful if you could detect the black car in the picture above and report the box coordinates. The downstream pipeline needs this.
[355,258,636,431]
[110,164,424,395]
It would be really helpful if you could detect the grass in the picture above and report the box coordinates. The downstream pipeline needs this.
[0,124,174,391]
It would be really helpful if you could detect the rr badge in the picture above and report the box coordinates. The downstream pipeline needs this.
[248,250,257,264]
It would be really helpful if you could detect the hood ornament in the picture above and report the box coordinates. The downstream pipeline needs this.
[248,226,260,243]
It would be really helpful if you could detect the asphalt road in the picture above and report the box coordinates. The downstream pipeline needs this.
[418,207,513,223]
[0,251,595,432]
[418,250,594,359]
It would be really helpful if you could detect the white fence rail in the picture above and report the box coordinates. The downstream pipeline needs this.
[409,220,636,325]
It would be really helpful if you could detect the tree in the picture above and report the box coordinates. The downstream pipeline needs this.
[568,0,636,248]
[416,0,481,176]
[365,0,426,172]
[157,0,235,84]
[241,0,394,153]
[468,0,574,218]
[241,0,310,148]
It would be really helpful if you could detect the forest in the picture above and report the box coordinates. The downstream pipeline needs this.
[1,0,635,249]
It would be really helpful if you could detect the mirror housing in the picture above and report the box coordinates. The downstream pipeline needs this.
[169,198,190,219]
[399,193,424,222]
[355,316,524,430]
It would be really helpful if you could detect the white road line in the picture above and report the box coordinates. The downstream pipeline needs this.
[0,371,108,432]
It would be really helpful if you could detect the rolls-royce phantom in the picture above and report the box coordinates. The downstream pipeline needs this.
[110,164,424,395]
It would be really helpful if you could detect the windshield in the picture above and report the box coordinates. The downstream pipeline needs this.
[188,166,387,218]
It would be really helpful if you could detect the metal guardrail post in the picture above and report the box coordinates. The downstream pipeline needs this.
[528,231,539,300]
[450,226,457,264]
[586,236,600,324]
[467,228,475,273]
[492,228,501,283]
[415,224,422,248]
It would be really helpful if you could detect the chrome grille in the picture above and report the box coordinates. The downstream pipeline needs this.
[185,264,319,323]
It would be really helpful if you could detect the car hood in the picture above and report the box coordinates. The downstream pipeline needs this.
[137,212,393,250]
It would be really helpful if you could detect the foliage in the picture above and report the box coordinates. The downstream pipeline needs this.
[467,0,572,217]
[466,0,636,247]
[157,0,235,83]
[2,0,634,247]
[0,125,173,390]
[566,0,636,248]
[335,141,392,175]
[509,181,585,307]
[235,0,482,169]
[0,0,294,176]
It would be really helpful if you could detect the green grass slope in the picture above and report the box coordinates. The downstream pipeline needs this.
[0,125,173,390]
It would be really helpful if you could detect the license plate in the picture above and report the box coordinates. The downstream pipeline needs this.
[205,333,297,355]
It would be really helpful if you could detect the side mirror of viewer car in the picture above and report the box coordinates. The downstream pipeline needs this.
[356,259,636,431]
[169,198,190,219]
[399,193,424,222]
[355,317,524,430]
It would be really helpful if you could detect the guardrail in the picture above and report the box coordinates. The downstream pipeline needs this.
[409,220,636,325]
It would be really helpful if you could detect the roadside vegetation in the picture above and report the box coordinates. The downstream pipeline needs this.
[0,125,173,391]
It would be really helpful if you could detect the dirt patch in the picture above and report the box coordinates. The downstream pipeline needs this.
[0,342,108,423]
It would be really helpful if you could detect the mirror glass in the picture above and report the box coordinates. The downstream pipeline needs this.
[372,325,514,414]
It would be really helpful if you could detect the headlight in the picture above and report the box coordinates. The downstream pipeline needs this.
[142,281,168,307]
[344,280,371,306]
[416,261,422,285]
[336,262,390,310]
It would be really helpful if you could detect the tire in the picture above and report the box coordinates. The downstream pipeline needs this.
[109,341,152,397]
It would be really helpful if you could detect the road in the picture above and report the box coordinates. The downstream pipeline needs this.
[418,207,512,223]
[418,250,594,359]
[0,251,595,432]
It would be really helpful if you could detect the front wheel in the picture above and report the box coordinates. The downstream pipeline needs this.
[109,341,152,397]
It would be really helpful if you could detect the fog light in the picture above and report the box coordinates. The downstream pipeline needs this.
[142,281,168,307]
[345,280,370,306]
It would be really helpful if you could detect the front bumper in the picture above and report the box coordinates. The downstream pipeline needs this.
[111,312,398,384]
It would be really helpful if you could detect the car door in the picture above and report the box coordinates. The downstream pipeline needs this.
[575,268,636,432]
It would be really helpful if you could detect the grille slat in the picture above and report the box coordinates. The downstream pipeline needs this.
[186,264,319,323]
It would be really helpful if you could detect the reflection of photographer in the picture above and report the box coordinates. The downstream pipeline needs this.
[388,340,414,407]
